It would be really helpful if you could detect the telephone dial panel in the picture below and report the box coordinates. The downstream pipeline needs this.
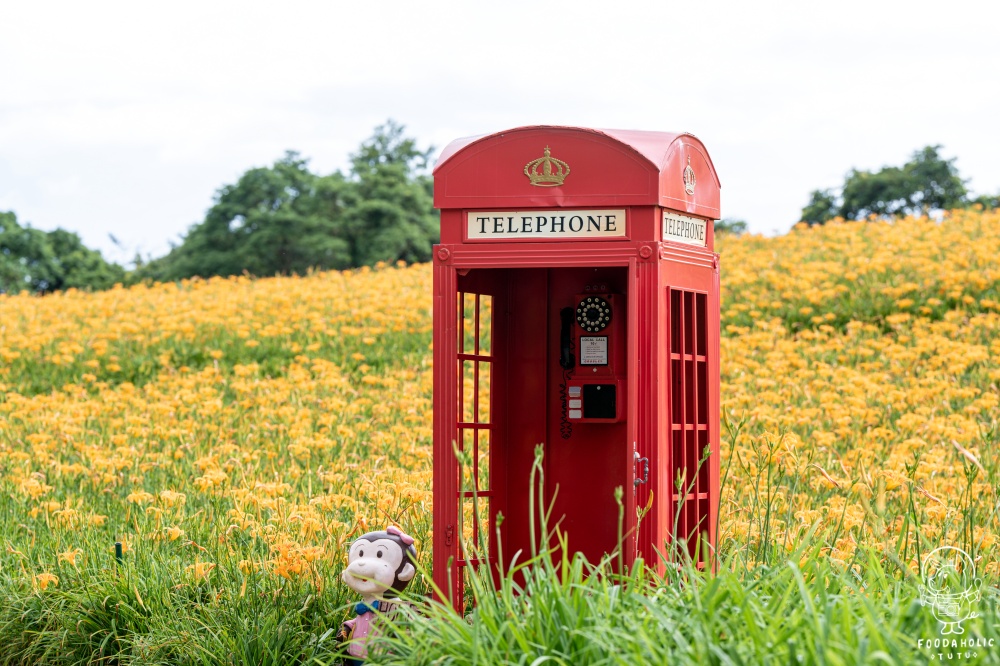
[559,289,625,425]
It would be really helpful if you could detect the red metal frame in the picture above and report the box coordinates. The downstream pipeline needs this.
[432,127,722,607]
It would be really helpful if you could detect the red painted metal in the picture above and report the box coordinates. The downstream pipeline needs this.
[432,126,722,608]
[433,126,721,237]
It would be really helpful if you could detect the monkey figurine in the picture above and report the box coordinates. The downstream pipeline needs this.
[338,526,417,665]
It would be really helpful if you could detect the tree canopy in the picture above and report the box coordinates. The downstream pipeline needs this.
[139,121,438,281]
[714,218,748,235]
[800,145,976,225]
[0,211,124,294]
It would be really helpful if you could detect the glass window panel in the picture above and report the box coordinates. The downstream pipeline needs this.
[684,291,694,356]
[684,359,696,424]
[462,360,475,423]
[477,429,490,492]
[460,429,475,491]
[671,430,683,500]
[460,497,490,559]
[477,361,491,424]
[462,293,477,354]
[684,431,698,497]
[670,290,682,354]
[478,295,493,355]
[697,430,710,495]
[696,293,707,356]
[697,362,708,425]
[460,567,476,615]
[671,359,682,423]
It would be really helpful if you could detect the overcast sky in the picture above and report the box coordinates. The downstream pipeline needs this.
[2,0,998,265]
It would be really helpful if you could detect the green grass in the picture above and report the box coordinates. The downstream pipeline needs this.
[4,218,1000,664]
[365,447,1000,666]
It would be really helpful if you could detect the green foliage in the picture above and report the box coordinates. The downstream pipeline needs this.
[343,122,437,267]
[971,192,1000,210]
[138,152,353,281]
[801,188,840,225]
[374,550,968,665]
[714,218,748,235]
[141,121,439,281]
[0,211,124,294]
[801,145,970,224]
[0,542,350,665]
[368,446,989,666]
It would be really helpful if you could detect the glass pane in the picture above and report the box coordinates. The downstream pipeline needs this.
[671,430,684,499]
[671,359,682,423]
[670,290,682,354]
[460,567,472,615]
[684,291,694,356]
[697,429,710,496]
[460,429,475,491]
[697,362,708,425]
[462,293,477,354]
[462,360,475,423]
[460,497,490,559]
[684,430,698,497]
[684,359,696,424]
[477,361,491,424]
[477,429,490,492]
[696,293,707,356]
[478,295,493,355]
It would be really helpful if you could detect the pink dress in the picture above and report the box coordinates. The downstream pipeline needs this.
[343,610,374,659]
[343,600,398,661]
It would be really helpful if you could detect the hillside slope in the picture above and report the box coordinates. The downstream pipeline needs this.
[1,210,998,663]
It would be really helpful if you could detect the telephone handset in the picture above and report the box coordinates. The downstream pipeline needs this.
[559,289,626,431]
[559,308,575,370]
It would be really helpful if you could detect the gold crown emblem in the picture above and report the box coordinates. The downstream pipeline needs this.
[683,156,696,195]
[524,146,570,187]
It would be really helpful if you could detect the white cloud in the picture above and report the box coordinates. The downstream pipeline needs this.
[1,0,998,262]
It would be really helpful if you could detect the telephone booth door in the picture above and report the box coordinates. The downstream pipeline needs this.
[433,269,508,605]
[433,262,639,608]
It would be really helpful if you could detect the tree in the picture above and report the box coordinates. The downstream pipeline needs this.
[801,145,969,224]
[970,192,1000,210]
[1,211,124,294]
[141,121,439,281]
[1,211,54,292]
[714,218,748,235]
[902,146,968,212]
[801,190,839,226]
[141,152,353,281]
[343,120,438,267]
[45,228,126,291]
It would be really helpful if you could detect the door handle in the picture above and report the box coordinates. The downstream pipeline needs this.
[634,451,649,486]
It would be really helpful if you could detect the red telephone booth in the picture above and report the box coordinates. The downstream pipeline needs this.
[431,126,721,605]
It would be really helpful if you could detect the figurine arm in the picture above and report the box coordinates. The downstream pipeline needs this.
[337,617,356,644]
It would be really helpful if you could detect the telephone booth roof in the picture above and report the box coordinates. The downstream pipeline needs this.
[433,125,721,219]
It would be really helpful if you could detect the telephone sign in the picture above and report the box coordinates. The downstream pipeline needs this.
[431,126,722,608]
[467,210,626,240]
[663,212,708,246]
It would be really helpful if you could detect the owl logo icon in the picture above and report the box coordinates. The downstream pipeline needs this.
[920,546,982,635]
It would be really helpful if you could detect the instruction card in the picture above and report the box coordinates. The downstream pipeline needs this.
[579,336,609,365]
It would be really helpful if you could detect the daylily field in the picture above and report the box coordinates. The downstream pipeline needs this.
[2,209,999,664]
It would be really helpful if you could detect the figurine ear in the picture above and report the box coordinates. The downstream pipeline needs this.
[398,563,415,582]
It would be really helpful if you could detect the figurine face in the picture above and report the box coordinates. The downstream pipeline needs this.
[343,535,415,600]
